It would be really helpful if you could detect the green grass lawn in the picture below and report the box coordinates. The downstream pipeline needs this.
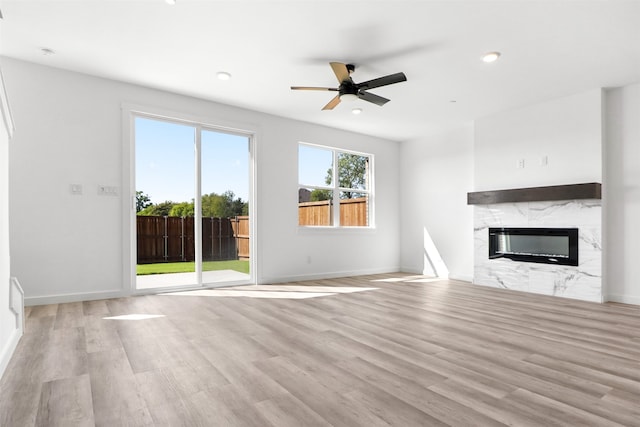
[137,260,249,275]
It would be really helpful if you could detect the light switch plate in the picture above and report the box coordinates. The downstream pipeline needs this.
[98,185,118,196]
[70,184,83,195]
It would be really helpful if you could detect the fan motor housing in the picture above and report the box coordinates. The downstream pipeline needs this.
[339,80,358,97]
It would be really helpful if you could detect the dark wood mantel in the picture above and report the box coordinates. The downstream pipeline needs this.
[467,182,601,205]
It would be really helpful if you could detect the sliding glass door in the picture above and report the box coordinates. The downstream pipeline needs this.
[134,115,252,290]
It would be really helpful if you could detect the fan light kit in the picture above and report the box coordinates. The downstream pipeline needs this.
[216,71,231,81]
[291,62,407,110]
[482,52,501,63]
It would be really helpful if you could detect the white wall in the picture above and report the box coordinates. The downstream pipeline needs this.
[604,83,640,304]
[472,89,604,300]
[474,89,604,301]
[399,125,474,281]
[256,117,401,284]
[398,90,604,286]
[6,56,637,306]
[474,89,603,191]
[403,86,639,304]
[4,58,400,304]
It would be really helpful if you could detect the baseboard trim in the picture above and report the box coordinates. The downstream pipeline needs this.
[0,327,22,381]
[606,293,640,306]
[25,289,127,306]
[399,265,423,275]
[258,267,401,285]
[400,266,472,282]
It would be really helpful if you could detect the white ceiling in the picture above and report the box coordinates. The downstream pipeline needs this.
[1,0,639,141]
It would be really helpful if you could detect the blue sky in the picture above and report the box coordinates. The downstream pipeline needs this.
[135,117,250,203]
[136,117,339,204]
[298,144,333,188]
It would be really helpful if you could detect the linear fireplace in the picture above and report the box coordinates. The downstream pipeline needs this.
[489,227,579,266]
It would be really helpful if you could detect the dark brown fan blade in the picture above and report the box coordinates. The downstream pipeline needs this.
[291,86,338,91]
[358,91,390,106]
[322,95,341,110]
[356,72,407,91]
[330,62,350,83]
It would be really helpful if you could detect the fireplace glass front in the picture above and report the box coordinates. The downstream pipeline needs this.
[489,227,579,266]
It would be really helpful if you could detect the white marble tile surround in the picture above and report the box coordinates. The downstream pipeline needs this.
[474,200,602,302]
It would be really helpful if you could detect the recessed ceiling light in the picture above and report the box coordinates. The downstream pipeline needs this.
[165,0,176,5]
[482,52,501,63]
[352,108,363,115]
[40,48,55,56]
[216,71,232,81]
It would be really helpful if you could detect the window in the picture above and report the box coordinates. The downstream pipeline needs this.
[298,143,372,227]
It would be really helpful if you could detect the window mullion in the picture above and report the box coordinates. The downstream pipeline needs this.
[194,126,202,285]
[333,149,340,226]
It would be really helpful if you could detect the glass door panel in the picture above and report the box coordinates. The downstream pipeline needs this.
[200,129,250,285]
[135,116,197,289]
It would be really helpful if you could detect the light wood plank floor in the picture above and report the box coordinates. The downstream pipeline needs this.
[1,273,639,426]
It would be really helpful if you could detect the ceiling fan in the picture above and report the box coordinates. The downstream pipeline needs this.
[291,62,407,110]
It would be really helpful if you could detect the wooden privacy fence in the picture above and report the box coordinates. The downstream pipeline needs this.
[298,197,368,226]
[137,198,366,264]
[137,216,249,264]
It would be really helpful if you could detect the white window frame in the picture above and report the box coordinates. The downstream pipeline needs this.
[298,142,374,228]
